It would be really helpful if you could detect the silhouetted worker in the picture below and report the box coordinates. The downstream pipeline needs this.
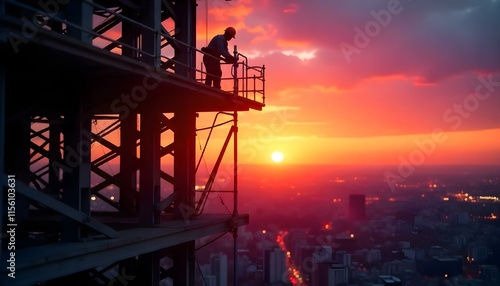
[202,27,237,89]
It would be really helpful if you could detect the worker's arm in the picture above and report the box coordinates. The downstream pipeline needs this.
[214,37,235,62]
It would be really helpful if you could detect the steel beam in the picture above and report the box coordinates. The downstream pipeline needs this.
[0,214,249,286]
[15,180,119,239]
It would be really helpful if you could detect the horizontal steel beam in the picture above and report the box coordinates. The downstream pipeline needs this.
[0,214,248,285]
[16,181,120,239]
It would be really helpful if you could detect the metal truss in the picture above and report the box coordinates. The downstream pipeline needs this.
[1,0,264,285]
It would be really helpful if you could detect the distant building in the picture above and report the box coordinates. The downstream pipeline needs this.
[335,251,351,267]
[294,244,317,283]
[468,243,490,263]
[478,264,500,284]
[210,253,228,286]
[202,275,217,286]
[378,275,402,285]
[312,246,333,263]
[398,241,411,249]
[366,249,382,264]
[381,259,416,276]
[452,234,467,248]
[334,234,357,252]
[452,211,470,225]
[348,194,366,221]
[427,245,445,258]
[313,263,349,286]
[294,244,336,285]
[263,247,287,285]
[402,248,426,261]
[416,257,462,277]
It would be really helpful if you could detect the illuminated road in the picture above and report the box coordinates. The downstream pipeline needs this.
[276,231,306,286]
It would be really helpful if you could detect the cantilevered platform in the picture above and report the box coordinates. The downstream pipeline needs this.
[3,29,264,115]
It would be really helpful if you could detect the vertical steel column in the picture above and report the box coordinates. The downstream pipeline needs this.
[173,110,196,220]
[174,0,197,78]
[138,110,161,226]
[120,2,140,215]
[0,0,4,179]
[233,111,238,218]
[120,114,138,215]
[173,109,196,286]
[172,241,196,286]
[142,0,161,68]
[48,116,62,197]
[138,252,160,285]
[138,2,162,284]
[137,109,161,284]
[61,93,92,242]
[0,53,4,240]
[172,1,197,285]
[138,0,162,226]
[58,0,93,243]
[4,107,31,244]
[122,6,139,60]
[233,110,239,286]
[66,0,93,44]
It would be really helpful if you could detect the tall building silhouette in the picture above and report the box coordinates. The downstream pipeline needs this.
[348,194,366,220]
[263,247,287,285]
[313,263,349,286]
[210,253,228,286]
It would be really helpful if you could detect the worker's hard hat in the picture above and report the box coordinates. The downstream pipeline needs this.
[225,27,236,39]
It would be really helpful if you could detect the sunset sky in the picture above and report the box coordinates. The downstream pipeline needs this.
[194,0,500,166]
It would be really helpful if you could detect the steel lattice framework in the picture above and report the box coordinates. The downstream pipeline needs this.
[0,1,265,285]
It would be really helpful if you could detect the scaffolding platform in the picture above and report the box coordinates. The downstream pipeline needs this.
[2,31,264,114]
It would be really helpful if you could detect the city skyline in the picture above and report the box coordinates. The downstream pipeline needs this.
[191,163,500,285]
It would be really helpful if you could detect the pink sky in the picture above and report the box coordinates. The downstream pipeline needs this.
[196,0,500,165]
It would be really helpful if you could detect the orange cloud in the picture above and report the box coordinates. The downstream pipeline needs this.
[276,39,310,49]
[209,3,253,23]
[248,24,278,44]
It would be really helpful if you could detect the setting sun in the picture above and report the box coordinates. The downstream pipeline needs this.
[271,151,284,163]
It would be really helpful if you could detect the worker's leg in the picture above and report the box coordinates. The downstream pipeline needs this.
[204,58,222,89]
[203,58,214,86]
[212,63,222,89]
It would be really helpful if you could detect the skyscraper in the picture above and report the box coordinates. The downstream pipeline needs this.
[313,263,349,286]
[348,194,366,220]
[210,253,228,286]
[264,247,287,285]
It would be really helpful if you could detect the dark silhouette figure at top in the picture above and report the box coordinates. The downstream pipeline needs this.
[202,27,237,89]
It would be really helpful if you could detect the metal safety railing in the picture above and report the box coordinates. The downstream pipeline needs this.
[197,46,266,102]
[2,0,266,104]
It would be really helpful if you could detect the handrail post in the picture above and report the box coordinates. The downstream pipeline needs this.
[262,65,266,104]
[233,45,238,95]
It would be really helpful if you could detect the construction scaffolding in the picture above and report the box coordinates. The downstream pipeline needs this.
[0,0,265,285]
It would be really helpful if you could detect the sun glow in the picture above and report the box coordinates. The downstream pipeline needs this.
[271,151,284,163]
